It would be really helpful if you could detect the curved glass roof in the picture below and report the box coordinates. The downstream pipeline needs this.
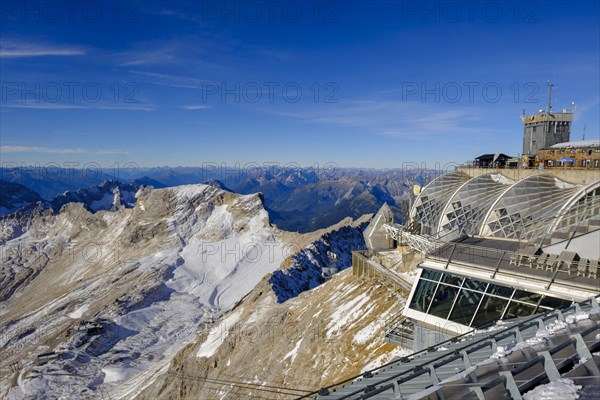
[409,172,599,243]
[409,172,470,236]
[437,174,516,241]
[479,175,581,240]
[551,182,600,235]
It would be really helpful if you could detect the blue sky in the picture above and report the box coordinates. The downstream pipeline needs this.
[1,0,599,168]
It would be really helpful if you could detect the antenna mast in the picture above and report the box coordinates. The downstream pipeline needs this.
[546,81,554,114]
[545,81,554,142]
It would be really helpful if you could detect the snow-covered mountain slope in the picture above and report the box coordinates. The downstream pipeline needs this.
[138,267,409,400]
[49,179,138,213]
[0,179,141,218]
[0,183,291,399]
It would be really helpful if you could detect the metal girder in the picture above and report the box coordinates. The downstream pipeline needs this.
[383,223,445,254]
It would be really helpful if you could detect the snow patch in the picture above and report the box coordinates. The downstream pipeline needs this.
[353,322,380,345]
[522,378,581,400]
[554,178,577,189]
[196,310,242,358]
[68,303,90,319]
[360,347,412,373]
[283,338,303,363]
[170,183,209,201]
[490,174,515,185]
[102,365,142,383]
[327,292,371,336]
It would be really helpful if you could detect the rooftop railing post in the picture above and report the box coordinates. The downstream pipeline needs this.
[444,243,458,269]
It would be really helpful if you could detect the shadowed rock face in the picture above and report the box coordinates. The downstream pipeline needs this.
[269,223,369,303]
[0,180,43,216]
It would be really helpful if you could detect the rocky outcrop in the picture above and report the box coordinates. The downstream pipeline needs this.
[0,183,289,399]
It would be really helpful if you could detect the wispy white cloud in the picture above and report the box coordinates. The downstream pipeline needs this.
[261,99,492,139]
[180,104,212,110]
[3,103,87,110]
[0,38,85,58]
[1,146,86,154]
[3,102,156,111]
[0,146,129,155]
[129,70,214,89]
[158,8,201,23]
[113,38,207,67]
[91,103,156,111]
[94,149,130,155]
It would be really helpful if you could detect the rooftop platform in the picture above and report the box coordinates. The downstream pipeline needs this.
[456,166,600,185]
[424,236,600,301]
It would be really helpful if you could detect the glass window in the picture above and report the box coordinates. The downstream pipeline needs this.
[409,278,438,312]
[462,278,488,293]
[504,301,537,319]
[440,273,463,287]
[539,295,572,310]
[471,295,509,328]
[485,284,514,299]
[421,269,442,282]
[429,284,458,320]
[512,289,542,305]
[450,289,483,326]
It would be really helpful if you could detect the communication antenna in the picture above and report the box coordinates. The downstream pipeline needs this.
[546,81,554,113]
[583,124,586,140]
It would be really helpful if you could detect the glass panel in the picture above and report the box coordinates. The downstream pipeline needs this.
[504,301,537,319]
[471,295,509,328]
[440,273,463,287]
[409,278,438,312]
[539,295,572,310]
[462,278,488,293]
[512,290,542,305]
[429,284,458,319]
[421,269,442,282]
[485,284,514,299]
[450,289,483,326]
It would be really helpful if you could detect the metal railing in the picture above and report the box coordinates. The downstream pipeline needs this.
[300,297,599,400]
[383,224,445,254]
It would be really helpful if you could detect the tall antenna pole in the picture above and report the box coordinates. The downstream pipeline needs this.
[545,81,554,148]
[547,81,554,114]
[583,124,586,140]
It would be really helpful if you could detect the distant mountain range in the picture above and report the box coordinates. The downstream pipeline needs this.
[1,166,440,232]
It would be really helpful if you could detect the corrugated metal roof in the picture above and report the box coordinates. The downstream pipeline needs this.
[550,140,600,149]
[310,297,600,400]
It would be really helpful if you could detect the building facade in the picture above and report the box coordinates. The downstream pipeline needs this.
[537,139,600,169]
[522,110,573,157]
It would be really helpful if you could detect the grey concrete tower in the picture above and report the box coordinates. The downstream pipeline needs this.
[522,82,573,157]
